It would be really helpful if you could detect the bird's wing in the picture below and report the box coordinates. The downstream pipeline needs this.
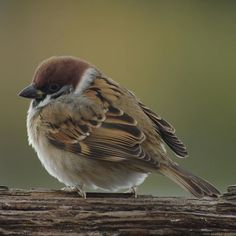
[40,77,157,167]
[138,102,188,158]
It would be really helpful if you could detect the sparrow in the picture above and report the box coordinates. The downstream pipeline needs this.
[19,56,220,198]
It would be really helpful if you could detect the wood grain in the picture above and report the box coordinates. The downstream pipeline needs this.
[0,186,235,235]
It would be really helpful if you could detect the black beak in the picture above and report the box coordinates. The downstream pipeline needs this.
[18,84,44,99]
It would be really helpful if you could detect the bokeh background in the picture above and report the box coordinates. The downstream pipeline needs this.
[0,0,235,196]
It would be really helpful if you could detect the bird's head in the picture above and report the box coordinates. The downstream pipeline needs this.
[19,56,98,105]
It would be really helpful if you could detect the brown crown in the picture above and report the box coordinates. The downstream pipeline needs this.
[33,56,91,90]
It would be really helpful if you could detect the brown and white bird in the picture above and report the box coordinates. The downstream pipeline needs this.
[19,56,220,198]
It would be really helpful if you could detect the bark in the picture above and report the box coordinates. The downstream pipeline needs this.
[0,185,235,236]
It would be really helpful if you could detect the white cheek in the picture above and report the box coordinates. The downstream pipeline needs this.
[75,67,99,94]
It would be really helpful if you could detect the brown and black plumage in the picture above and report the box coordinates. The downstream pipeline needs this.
[19,56,220,198]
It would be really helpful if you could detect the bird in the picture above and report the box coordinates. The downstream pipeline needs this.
[19,56,220,199]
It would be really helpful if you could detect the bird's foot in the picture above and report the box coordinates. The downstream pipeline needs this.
[61,186,78,192]
[126,186,138,198]
[61,186,86,199]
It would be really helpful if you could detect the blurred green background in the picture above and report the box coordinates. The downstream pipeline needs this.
[0,0,235,196]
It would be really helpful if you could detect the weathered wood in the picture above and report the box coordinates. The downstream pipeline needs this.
[0,186,235,236]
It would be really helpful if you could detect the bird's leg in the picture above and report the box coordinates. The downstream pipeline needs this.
[61,184,86,199]
[76,184,86,199]
[126,186,138,198]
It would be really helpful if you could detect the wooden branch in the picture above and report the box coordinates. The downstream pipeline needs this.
[0,185,236,235]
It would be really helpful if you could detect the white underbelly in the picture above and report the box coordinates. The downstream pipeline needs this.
[33,137,148,191]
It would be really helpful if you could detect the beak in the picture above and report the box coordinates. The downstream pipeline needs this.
[18,84,44,99]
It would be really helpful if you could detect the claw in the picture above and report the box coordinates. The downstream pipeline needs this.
[77,188,87,199]
[126,186,138,198]
[61,185,86,199]
[61,186,77,192]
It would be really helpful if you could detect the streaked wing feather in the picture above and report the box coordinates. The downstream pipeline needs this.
[47,106,154,165]
[139,102,188,158]
[45,77,157,166]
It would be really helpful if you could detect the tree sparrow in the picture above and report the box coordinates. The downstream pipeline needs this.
[19,56,220,198]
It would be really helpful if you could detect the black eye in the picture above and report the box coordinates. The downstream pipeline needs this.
[48,84,60,93]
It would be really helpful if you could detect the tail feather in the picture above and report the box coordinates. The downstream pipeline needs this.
[160,163,220,198]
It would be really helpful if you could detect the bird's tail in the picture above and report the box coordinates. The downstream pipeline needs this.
[159,162,220,198]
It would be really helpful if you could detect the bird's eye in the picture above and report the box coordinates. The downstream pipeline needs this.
[48,84,60,93]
